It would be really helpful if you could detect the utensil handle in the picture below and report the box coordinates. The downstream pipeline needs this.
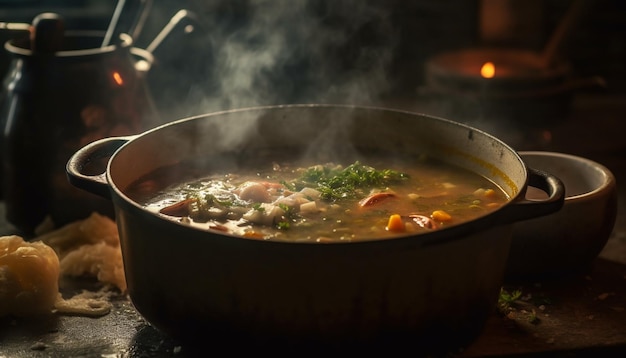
[498,167,565,223]
[102,0,126,47]
[66,136,134,199]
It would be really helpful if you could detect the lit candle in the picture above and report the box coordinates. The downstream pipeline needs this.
[481,62,495,78]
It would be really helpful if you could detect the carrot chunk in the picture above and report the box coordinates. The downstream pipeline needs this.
[386,214,405,232]
[432,210,452,222]
[242,231,265,239]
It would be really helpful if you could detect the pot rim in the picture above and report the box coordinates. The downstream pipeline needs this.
[74,104,563,247]
[4,31,151,62]
[4,31,154,71]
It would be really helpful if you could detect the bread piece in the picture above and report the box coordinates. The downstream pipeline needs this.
[0,236,61,317]
[59,241,126,293]
[39,212,127,292]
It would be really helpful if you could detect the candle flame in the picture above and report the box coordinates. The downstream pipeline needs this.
[480,62,495,78]
[112,72,124,86]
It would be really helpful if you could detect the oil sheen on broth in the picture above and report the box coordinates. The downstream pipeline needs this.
[126,156,509,242]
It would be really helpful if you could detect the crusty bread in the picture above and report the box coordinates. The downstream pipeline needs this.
[0,236,60,317]
[39,212,127,292]
[0,213,126,318]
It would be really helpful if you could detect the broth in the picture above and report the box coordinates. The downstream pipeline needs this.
[125,156,509,242]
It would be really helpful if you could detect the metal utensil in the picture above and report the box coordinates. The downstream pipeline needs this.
[101,0,127,47]
[0,22,30,31]
[128,0,153,41]
[30,13,65,54]
[540,0,593,68]
[145,9,199,54]
[102,0,154,47]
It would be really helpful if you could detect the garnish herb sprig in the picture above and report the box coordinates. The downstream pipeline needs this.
[292,161,409,201]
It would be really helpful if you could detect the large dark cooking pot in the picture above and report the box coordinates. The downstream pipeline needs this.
[66,105,564,354]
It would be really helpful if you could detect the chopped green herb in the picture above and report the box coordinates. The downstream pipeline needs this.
[498,287,522,312]
[528,309,540,324]
[278,203,292,215]
[274,203,298,230]
[280,180,296,191]
[291,161,409,201]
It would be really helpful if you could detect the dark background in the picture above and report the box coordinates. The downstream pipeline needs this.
[1,2,626,357]
[0,0,624,121]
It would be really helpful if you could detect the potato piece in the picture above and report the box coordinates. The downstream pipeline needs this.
[0,236,60,317]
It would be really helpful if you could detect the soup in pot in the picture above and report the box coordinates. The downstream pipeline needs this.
[125,155,509,242]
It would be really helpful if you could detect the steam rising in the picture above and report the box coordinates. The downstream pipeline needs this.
[217,1,394,107]
[155,0,399,119]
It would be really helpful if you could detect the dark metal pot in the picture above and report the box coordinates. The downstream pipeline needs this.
[66,105,564,354]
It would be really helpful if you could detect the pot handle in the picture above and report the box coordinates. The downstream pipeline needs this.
[66,136,135,199]
[498,167,565,223]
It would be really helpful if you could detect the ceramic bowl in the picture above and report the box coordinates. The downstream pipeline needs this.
[506,151,618,279]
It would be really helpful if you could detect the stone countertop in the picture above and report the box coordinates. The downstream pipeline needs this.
[1,93,626,357]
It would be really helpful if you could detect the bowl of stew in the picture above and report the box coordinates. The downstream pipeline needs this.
[66,105,564,354]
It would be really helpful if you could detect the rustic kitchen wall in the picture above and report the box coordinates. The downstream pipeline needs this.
[129,0,626,122]
[0,0,624,122]
[547,0,626,92]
